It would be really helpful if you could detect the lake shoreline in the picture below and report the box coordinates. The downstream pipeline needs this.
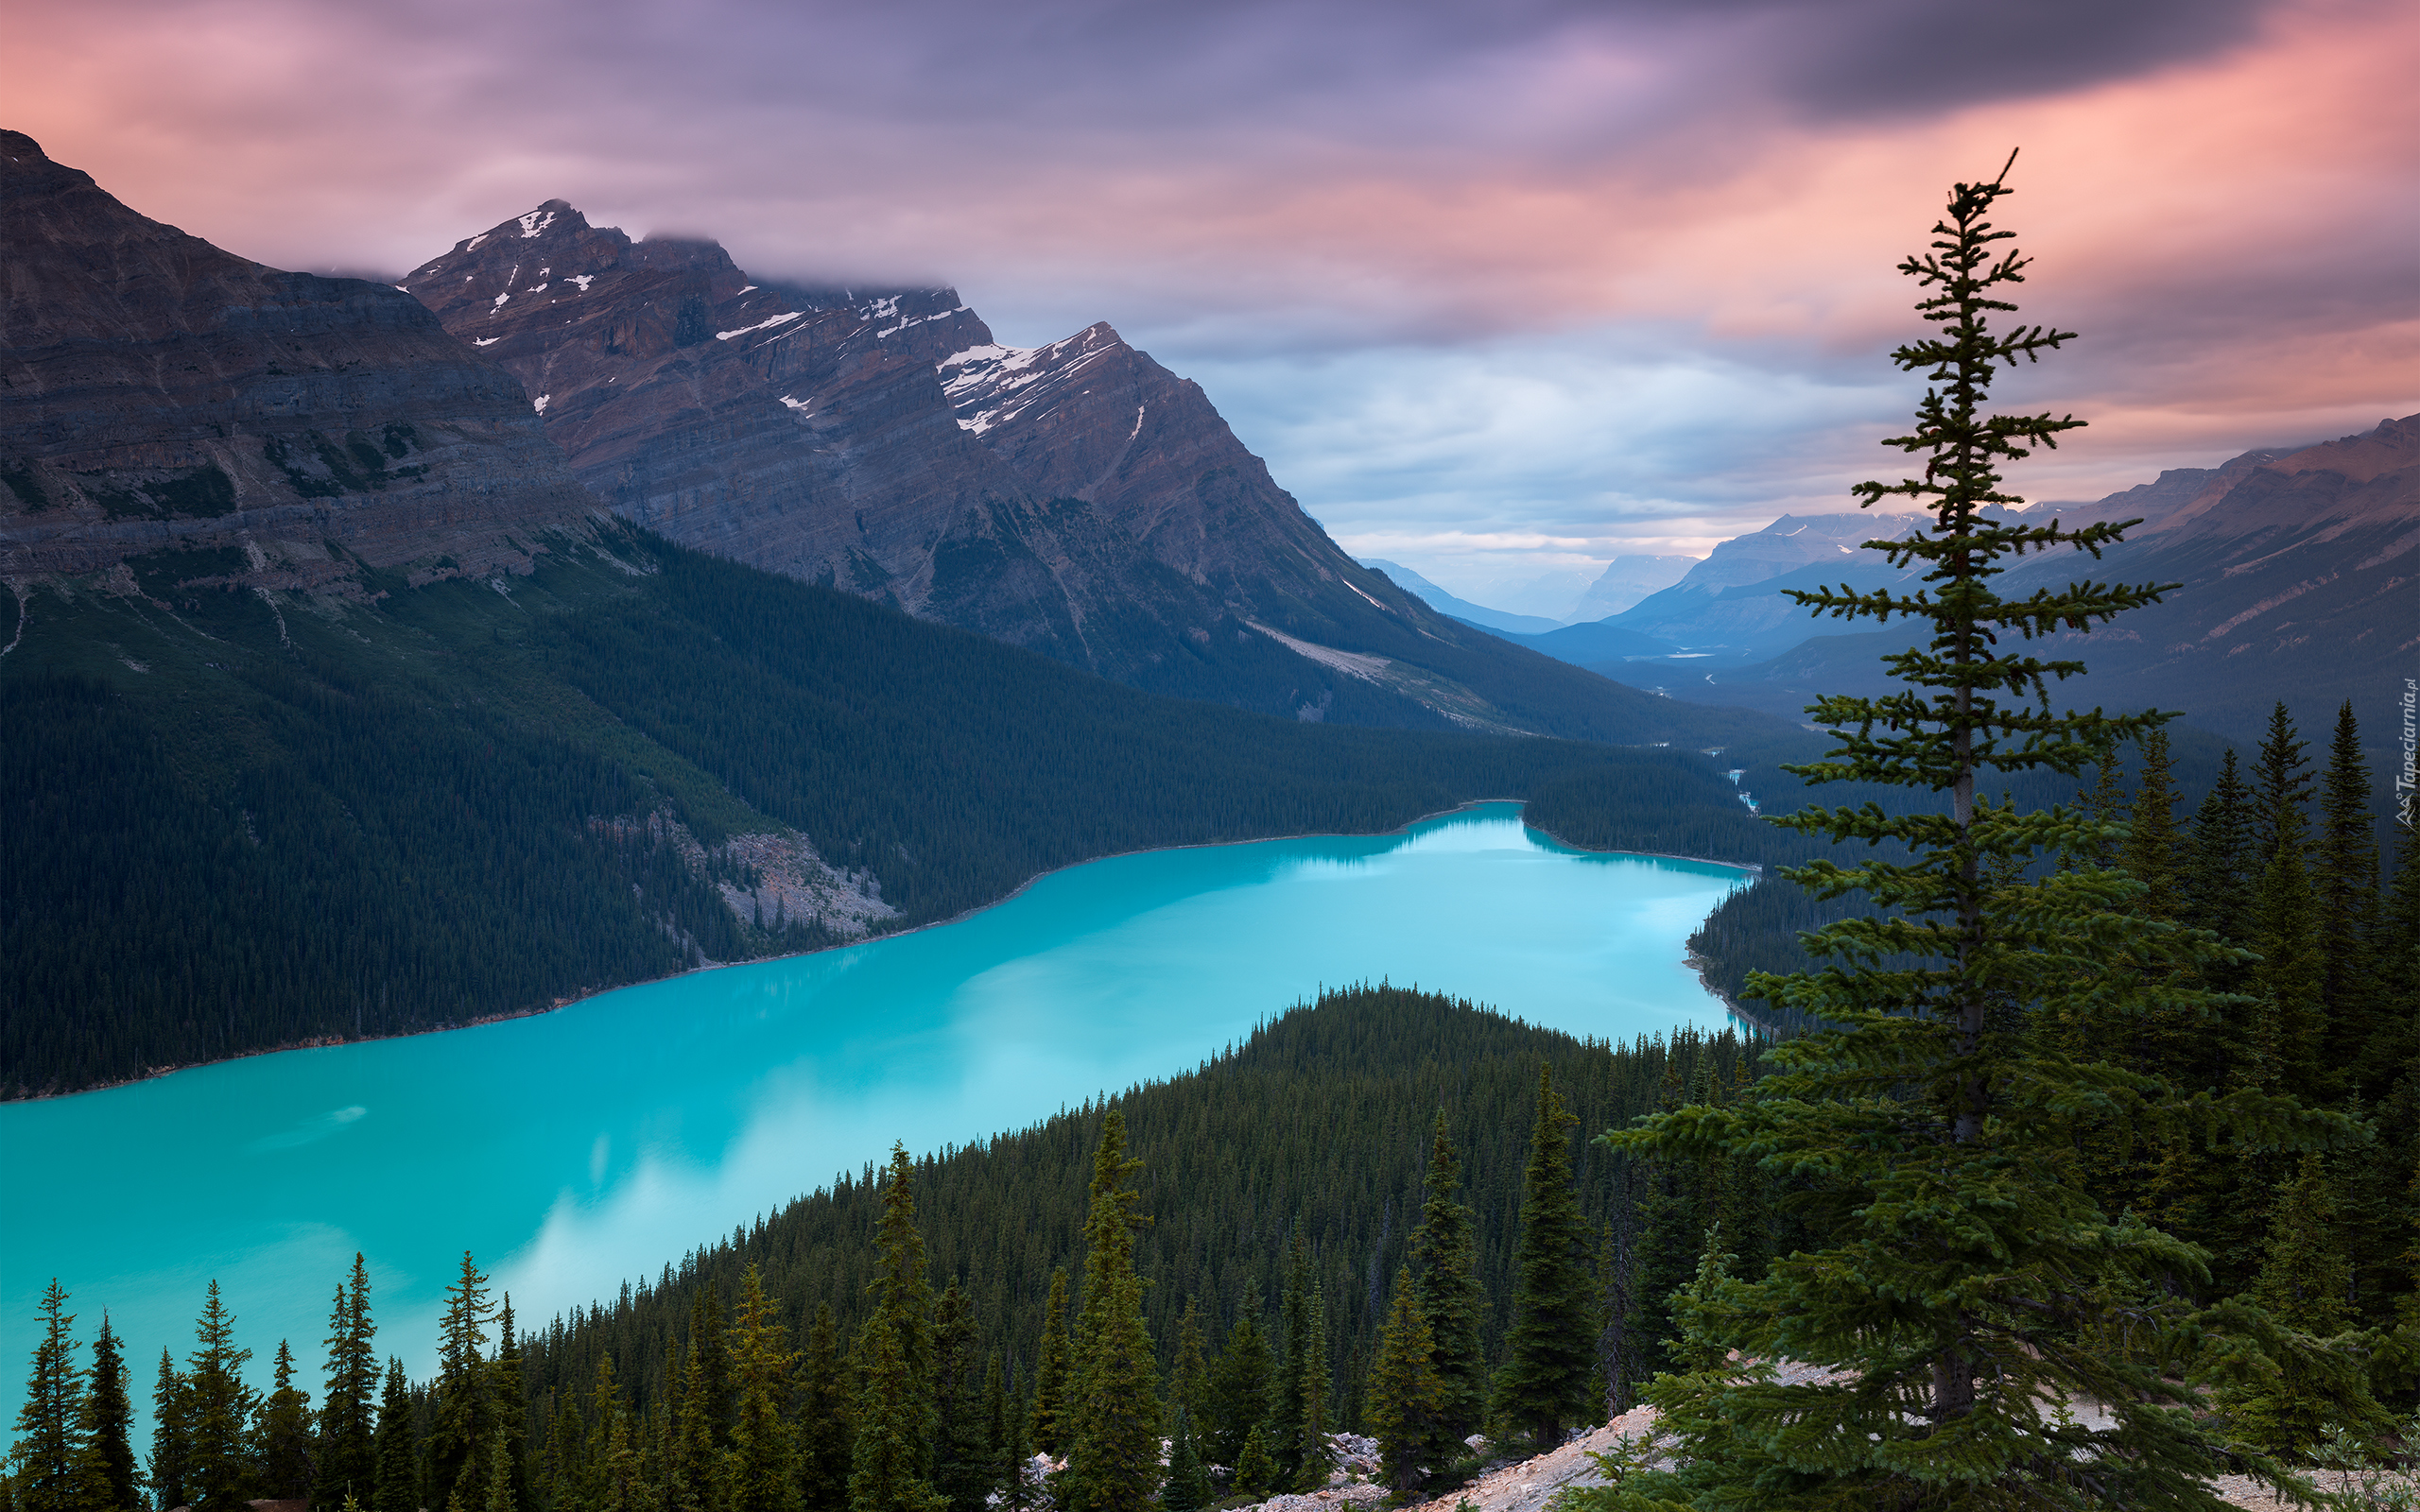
[7,799,1765,1105]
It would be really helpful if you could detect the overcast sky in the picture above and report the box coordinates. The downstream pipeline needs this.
[11,0,2416,614]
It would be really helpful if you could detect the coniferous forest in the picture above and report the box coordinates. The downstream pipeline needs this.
[11,165,2420,1512]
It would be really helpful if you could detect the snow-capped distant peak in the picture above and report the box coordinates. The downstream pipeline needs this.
[532,394,550,414]
[465,232,489,251]
[568,274,594,292]
[518,210,556,239]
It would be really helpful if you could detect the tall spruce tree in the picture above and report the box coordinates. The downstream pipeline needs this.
[1364,1271,1443,1495]
[1289,1284,1328,1494]
[1201,1290,1270,1469]
[2181,748,2258,1000]
[1058,1110,1162,1512]
[1157,1410,1206,1512]
[2314,703,2384,1090]
[79,1313,140,1512]
[1582,154,2347,1512]
[1406,1111,1484,1455]
[793,1305,848,1512]
[2249,704,2327,1100]
[1026,1271,1070,1459]
[843,1319,939,1512]
[182,1282,256,1512]
[928,1283,987,1512]
[487,1299,527,1512]
[12,1280,89,1512]
[1490,1068,1597,1451]
[724,1267,797,1512]
[1267,1240,1314,1487]
[149,1349,192,1512]
[253,1341,315,1500]
[317,1257,379,1508]
[667,1341,715,1512]
[851,1149,940,1512]
[427,1254,493,1512]
[372,1360,415,1512]
[1166,1298,1209,1430]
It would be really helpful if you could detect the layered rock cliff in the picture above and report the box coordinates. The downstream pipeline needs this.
[0,133,601,595]
[403,202,1792,747]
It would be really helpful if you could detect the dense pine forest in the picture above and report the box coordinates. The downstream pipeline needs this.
[9,987,1777,1512]
[0,525,1802,1099]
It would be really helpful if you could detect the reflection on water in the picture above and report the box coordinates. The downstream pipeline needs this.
[1,803,1745,1420]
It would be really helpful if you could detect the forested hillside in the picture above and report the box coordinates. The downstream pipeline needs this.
[0,526,1796,1098]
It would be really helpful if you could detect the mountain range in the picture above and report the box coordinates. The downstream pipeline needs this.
[388,200,1777,747]
[1644,421,2420,740]
[0,132,1804,1095]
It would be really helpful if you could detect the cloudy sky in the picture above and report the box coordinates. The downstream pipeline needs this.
[12,0,2417,615]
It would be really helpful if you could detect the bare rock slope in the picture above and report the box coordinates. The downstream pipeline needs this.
[0,132,602,595]
[402,203,1796,747]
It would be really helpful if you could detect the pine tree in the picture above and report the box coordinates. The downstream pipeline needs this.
[1364,1272,1442,1496]
[1158,1410,1206,1512]
[668,1342,717,1512]
[991,1381,1038,1512]
[182,1282,257,1512]
[2211,1153,2393,1459]
[843,1319,940,1512]
[12,1280,89,1512]
[724,1268,797,1512]
[1288,1284,1328,1495]
[372,1360,415,1512]
[793,1306,848,1512]
[317,1257,379,1508]
[2314,703,2384,1090]
[78,1313,139,1512]
[428,1254,493,1512]
[2250,703,2327,1100]
[1587,154,2347,1511]
[1267,1241,1313,1487]
[1405,1111,1484,1455]
[1228,1424,1274,1503]
[2181,748,2258,996]
[1489,1068,1597,1452]
[486,1300,527,1512]
[253,1341,315,1500]
[1025,1271,1070,1459]
[686,1290,732,1461]
[1058,1110,1161,1512]
[580,1360,644,1512]
[976,1355,1006,1497]
[850,1150,941,1512]
[481,1431,513,1512]
[148,1349,192,1512]
[1201,1292,1270,1470]
[1167,1298,1209,1429]
[928,1284,985,1512]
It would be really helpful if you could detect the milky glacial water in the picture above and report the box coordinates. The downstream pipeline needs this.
[0,803,1745,1418]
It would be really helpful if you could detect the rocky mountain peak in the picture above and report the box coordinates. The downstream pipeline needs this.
[1,140,600,592]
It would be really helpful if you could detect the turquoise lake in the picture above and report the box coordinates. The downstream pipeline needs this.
[0,803,1746,1418]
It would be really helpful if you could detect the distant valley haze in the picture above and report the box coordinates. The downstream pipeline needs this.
[7,0,2413,593]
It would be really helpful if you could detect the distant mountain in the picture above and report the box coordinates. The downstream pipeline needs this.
[397,202,1811,749]
[1665,417,2420,741]
[1594,512,1925,662]
[1565,554,1698,620]
[0,131,602,591]
[1357,558,1566,633]
[1467,619,1676,672]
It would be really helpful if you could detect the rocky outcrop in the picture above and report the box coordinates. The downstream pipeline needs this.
[0,133,602,593]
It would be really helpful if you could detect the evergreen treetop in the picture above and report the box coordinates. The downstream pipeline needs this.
[1590,155,2350,1511]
